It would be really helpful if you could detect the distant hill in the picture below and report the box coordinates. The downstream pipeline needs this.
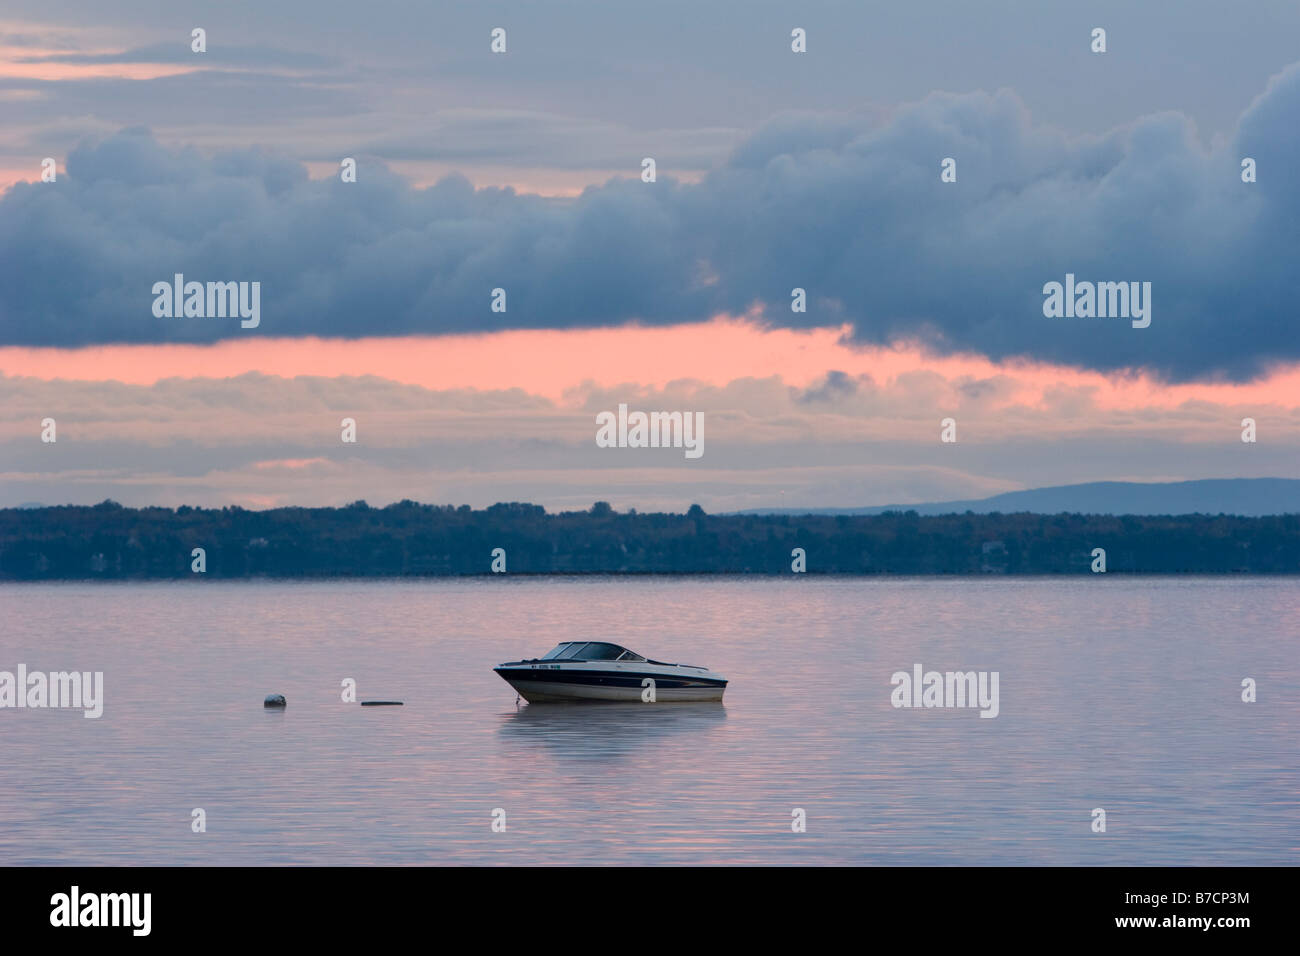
[735,478,1300,517]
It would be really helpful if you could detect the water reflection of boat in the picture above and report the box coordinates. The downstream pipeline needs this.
[494,641,728,702]
[497,699,727,760]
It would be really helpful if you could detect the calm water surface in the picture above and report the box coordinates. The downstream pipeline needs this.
[1,577,1296,865]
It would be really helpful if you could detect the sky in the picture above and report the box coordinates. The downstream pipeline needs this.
[1,0,1298,511]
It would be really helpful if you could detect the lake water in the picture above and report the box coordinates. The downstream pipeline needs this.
[1,576,1296,865]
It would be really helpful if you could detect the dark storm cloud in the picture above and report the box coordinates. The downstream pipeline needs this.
[2,65,1299,381]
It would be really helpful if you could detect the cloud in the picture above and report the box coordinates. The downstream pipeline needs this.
[356,109,740,171]
[16,42,341,70]
[2,64,1300,381]
[796,370,859,404]
[3,364,1295,510]
[0,69,366,127]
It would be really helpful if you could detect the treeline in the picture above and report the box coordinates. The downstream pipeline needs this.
[0,499,1297,579]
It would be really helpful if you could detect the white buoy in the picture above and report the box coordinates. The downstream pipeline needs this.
[264,694,286,707]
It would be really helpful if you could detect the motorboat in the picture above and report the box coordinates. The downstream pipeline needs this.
[494,641,728,703]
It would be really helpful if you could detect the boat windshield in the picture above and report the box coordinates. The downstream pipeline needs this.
[541,643,580,660]
[578,642,627,661]
[538,641,644,662]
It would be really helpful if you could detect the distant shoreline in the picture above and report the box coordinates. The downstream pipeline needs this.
[2,501,1297,578]
[1,571,1294,583]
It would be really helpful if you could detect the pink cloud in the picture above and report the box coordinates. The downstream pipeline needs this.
[2,317,1298,414]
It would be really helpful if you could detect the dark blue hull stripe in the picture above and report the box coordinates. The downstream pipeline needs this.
[495,667,727,690]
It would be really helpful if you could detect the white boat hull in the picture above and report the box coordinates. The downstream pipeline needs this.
[494,656,728,704]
